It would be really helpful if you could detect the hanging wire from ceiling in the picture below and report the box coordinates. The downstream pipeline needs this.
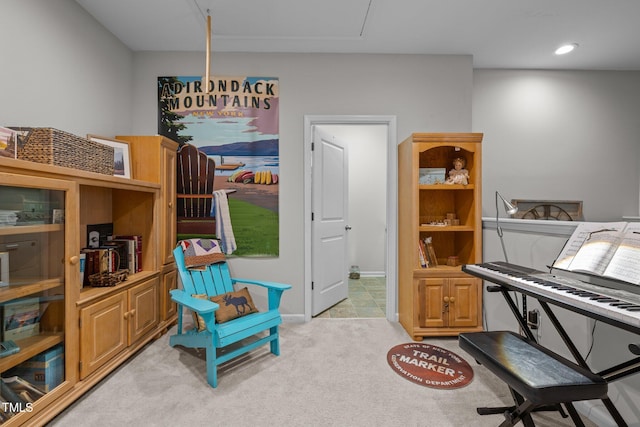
[205,8,211,94]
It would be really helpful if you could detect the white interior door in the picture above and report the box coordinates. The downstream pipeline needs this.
[311,126,349,316]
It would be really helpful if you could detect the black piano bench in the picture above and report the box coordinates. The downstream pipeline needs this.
[459,331,608,427]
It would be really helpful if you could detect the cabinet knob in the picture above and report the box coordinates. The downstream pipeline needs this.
[443,296,450,303]
[450,297,456,303]
[168,201,173,208]
[124,312,129,319]
[69,255,79,265]
[130,309,136,317]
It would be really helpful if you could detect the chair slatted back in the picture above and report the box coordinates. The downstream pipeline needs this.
[176,144,216,218]
[174,246,234,298]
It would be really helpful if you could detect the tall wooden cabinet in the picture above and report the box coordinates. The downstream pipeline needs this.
[117,135,179,323]
[0,135,178,425]
[398,133,483,340]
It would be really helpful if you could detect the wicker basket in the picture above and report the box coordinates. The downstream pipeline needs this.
[17,128,114,175]
[88,269,129,287]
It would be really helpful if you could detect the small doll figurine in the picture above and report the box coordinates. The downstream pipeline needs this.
[446,157,469,185]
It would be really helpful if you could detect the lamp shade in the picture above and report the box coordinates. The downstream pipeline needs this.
[497,192,518,216]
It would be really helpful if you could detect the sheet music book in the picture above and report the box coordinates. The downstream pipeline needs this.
[553,221,640,285]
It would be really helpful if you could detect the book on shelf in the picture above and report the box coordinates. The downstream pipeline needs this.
[418,237,438,268]
[113,235,142,272]
[80,234,141,284]
[553,221,640,285]
[110,238,136,274]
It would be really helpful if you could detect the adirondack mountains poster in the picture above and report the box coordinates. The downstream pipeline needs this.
[158,76,279,257]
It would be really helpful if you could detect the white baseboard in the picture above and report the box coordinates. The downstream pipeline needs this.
[282,314,306,323]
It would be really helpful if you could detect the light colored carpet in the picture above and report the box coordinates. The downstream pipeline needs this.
[49,319,597,426]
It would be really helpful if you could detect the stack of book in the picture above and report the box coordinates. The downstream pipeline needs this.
[418,236,438,268]
[81,235,142,287]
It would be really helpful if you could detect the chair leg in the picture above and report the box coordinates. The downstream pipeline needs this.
[205,340,218,388]
[270,326,280,355]
[173,304,185,335]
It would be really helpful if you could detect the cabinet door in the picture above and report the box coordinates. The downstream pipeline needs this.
[160,143,177,265]
[448,277,479,328]
[417,278,446,328]
[79,292,128,379]
[128,278,159,344]
[0,175,76,401]
[161,267,178,321]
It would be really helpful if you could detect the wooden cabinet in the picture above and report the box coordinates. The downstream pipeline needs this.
[79,277,159,379]
[117,135,178,323]
[417,276,479,329]
[398,133,483,339]
[0,140,176,425]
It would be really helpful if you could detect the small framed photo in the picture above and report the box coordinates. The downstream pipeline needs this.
[0,126,17,159]
[52,209,65,224]
[87,135,132,179]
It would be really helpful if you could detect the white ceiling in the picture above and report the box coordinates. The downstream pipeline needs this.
[75,0,640,70]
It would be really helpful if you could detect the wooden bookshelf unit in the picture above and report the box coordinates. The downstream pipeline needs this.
[398,133,484,339]
[0,135,178,425]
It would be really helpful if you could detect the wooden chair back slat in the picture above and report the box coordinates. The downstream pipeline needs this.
[176,144,216,218]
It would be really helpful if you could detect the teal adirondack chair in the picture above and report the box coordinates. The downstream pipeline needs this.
[170,246,291,387]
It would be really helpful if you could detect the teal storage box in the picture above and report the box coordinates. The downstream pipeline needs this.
[6,344,64,392]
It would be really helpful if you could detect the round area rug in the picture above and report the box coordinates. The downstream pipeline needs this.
[386,343,474,389]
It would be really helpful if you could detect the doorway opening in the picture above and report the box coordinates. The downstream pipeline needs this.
[303,115,397,322]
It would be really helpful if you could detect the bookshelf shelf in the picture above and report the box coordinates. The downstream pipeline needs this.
[0,333,64,373]
[398,133,484,340]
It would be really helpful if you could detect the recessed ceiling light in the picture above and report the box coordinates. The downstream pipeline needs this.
[555,43,578,55]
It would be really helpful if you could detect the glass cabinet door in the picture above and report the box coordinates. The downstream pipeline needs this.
[0,173,75,422]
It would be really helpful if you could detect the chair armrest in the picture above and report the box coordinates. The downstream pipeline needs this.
[231,278,292,292]
[231,278,291,310]
[170,289,219,313]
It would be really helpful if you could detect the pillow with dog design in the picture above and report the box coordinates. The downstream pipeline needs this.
[210,287,259,323]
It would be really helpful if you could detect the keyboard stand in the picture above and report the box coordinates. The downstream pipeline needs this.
[483,283,634,426]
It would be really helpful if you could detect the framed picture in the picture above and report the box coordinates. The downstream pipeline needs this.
[87,223,113,248]
[87,135,132,179]
[52,209,65,224]
[0,126,17,159]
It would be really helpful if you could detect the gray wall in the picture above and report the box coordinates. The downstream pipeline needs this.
[473,69,640,221]
[0,0,133,136]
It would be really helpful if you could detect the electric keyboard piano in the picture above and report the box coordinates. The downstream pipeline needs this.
[464,261,640,426]
[463,261,640,335]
